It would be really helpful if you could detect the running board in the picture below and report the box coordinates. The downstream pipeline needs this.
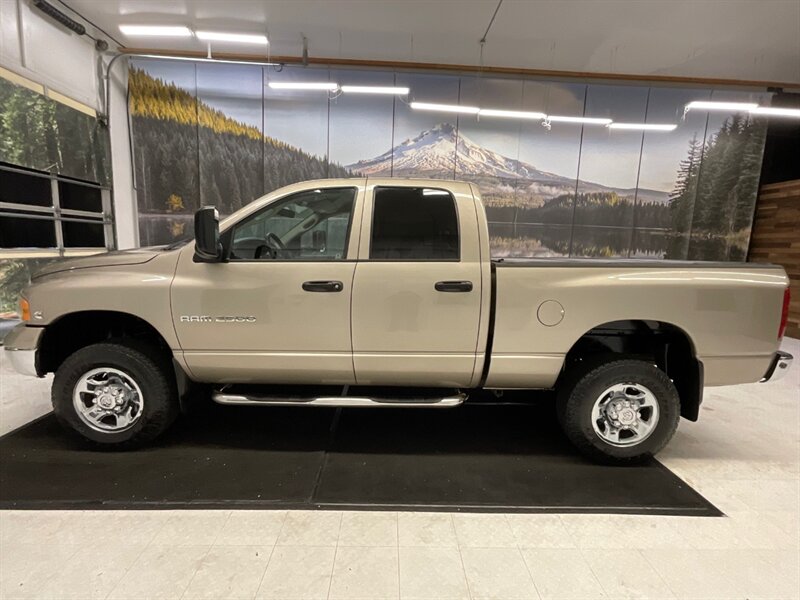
[212,392,466,408]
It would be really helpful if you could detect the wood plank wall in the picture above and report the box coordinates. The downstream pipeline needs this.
[748,179,800,339]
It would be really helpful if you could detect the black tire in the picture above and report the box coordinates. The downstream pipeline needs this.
[557,358,680,465]
[52,339,179,448]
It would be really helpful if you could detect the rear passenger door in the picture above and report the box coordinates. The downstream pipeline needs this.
[350,183,483,387]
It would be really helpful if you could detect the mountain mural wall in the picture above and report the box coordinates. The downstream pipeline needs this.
[128,61,769,260]
[346,122,669,206]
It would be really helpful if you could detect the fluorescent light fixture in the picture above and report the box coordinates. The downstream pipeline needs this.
[478,108,546,120]
[547,115,612,125]
[340,85,409,95]
[749,106,800,118]
[196,31,268,45]
[410,102,480,114]
[268,82,338,91]
[422,189,450,196]
[685,100,758,112]
[608,122,677,131]
[119,25,192,37]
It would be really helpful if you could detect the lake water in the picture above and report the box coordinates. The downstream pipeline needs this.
[139,214,744,262]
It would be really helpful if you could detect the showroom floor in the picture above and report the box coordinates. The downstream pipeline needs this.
[0,338,798,600]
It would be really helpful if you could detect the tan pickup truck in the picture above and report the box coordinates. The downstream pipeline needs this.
[4,178,793,463]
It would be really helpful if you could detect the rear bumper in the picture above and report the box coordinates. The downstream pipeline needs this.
[3,324,44,378]
[760,351,793,383]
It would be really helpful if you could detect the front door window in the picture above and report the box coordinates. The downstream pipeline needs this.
[230,187,356,261]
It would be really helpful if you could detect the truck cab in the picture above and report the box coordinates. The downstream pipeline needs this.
[172,178,491,388]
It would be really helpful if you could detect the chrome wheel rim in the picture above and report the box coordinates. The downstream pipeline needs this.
[72,368,144,433]
[591,382,659,447]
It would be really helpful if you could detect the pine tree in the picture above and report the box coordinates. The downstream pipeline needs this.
[128,68,353,244]
[669,134,702,235]
[0,78,109,184]
[731,117,767,232]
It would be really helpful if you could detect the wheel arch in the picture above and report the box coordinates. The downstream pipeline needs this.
[561,319,703,421]
[38,310,175,376]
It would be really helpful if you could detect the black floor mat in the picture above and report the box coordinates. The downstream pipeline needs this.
[0,402,720,515]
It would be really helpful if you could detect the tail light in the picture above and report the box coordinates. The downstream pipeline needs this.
[778,287,790,340]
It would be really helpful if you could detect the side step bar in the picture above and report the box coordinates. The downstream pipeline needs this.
[212,392,466,408]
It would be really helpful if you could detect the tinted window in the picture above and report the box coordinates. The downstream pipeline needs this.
[0,216,56,248]
[370,187,459,260]
[59,182,103,212]
[230,187,355,261]
[0,169,51,207]
[62,220,105,247]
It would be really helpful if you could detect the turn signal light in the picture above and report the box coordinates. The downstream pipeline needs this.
[778,287,790,340]
[19,298,31,322]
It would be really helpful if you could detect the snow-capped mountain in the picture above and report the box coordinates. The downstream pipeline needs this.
[346,122,668,204]
[348,123,551,180]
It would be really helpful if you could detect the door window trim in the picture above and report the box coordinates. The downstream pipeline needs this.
[366,185,461,263]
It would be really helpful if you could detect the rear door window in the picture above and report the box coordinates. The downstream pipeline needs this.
[370,187,459,260]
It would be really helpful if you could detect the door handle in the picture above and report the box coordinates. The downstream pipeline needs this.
[302,280,344,293]
[435,280,473,293]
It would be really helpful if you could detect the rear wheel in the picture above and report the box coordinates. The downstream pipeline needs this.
[52,340,179,448]
[557,358,680,464]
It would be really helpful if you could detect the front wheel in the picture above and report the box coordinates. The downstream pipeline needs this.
[557,359,680,464]
[52,340,179,448]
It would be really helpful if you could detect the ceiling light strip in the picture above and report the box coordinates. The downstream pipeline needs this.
[479,108,547,119]
[685,100,759,112]
[340,85,409,95]
[119,25,192,37]
[410,102,480,114]
[547,115,613,125]
[196,31,268,45]
[136,54,281,66]
[608,123,677,131]
[749,106,800,118]
[268,82,339,91]
[410,103,614,124]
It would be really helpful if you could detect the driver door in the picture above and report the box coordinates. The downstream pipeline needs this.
[171,183,365,384]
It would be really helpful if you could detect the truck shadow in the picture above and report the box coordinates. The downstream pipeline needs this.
[0,400,721,514]
[169,399,572,457]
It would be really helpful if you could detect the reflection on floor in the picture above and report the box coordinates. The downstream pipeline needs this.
[0,338,798,599]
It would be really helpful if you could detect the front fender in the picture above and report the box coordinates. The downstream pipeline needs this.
[23,251,181,348]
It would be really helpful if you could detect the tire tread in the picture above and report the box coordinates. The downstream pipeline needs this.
[52,339,178,448]
[558,358,680,465]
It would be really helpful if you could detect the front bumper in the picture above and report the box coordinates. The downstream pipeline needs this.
[6,348,38,377]
[3,324,44,378]
[760,351,793,383]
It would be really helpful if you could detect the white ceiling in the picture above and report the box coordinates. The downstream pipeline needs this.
[64,0,800,84]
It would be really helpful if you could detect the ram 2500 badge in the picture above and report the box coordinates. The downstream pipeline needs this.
[5,178,793,463]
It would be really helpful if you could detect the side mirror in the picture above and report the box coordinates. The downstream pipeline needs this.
[193,206,222,262]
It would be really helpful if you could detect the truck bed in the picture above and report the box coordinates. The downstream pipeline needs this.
[484,258,788,389]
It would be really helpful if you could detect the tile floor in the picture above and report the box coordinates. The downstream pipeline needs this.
[0,338,798,599]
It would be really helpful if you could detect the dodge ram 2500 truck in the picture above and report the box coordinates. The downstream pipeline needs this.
[4,178,793,463]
